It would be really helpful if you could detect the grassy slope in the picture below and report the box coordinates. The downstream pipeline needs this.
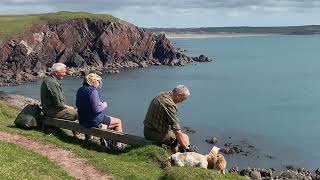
[0,141,73,180]
[0,101,245,179]
[0,11,119,40]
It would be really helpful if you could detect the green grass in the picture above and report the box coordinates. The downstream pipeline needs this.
[0,11,119,40]
[161,167,244,180]
[0,101,246,179]
[0,141,73,180]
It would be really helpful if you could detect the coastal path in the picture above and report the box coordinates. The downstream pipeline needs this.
[0,131,112,180]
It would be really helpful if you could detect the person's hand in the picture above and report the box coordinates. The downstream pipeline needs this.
[102,101,108,108]
[64,104,75,109]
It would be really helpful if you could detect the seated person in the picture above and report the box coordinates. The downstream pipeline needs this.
[143,85,194,153]
[76,73,123,149]
[41,63,77,120]
[41,63,79,137]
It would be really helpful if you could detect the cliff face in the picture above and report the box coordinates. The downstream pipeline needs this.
[0,19,208,86]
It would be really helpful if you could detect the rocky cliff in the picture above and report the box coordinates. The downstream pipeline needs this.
[0,18,210,86]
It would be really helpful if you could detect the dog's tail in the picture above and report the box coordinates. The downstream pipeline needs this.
[160,157,172,168]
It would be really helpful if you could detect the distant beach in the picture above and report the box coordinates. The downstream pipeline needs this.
[165,33,281,39]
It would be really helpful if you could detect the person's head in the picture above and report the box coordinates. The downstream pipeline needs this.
[85,73,102,88]
[172,85,190,104]
[51,63,67,80]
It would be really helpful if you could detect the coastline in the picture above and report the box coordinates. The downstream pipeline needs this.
[165,33,282,39]
[1,91,319,180]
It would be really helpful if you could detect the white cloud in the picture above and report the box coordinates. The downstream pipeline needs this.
[0,0,319,27]
[1,0,320,13]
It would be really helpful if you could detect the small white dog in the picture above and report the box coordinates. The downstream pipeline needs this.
[169,146,227,174]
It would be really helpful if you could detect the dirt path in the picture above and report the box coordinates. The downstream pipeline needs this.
[0,131,112,180]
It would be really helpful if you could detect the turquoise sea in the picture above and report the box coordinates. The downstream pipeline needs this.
[1,35,320,169]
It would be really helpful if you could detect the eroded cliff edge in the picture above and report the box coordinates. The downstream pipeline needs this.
[0,19,210,86]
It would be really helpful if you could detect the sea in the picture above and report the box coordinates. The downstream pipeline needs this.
[1,35,320,170]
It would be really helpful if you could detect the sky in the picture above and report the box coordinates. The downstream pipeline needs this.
[0,0,319,28]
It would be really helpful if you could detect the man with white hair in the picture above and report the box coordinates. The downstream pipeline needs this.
[40,63,78,123]
[144,85,194,153]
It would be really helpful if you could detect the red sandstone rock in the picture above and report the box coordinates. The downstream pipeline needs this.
[0,19,210,85]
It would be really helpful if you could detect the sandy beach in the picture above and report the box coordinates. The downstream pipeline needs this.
[165,33,282,39]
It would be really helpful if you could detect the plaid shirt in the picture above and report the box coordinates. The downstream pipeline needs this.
[144,92,181,134]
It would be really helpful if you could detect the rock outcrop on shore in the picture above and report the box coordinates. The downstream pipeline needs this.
[0,19,211,86]
[231,166,320,180]
[0,91,39,110]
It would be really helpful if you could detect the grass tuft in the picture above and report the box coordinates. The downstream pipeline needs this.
[160,166,245,180]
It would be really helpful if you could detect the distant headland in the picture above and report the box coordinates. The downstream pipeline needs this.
[148,25,320,38]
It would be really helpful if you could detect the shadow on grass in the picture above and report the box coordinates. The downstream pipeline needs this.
[7,124,150,155]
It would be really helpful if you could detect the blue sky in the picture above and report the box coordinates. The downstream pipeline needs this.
[0,0,319,28]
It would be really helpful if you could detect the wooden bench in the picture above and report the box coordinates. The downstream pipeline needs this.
[42,116,153,145]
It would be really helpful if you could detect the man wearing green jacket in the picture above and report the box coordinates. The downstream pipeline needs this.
[41,63,77,121]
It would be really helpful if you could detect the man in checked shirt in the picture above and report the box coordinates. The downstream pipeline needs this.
[144,85,195,153]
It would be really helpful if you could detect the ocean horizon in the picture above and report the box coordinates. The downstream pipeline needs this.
[1,34,320,170]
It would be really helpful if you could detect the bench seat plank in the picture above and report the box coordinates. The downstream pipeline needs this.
[44,117,152,145]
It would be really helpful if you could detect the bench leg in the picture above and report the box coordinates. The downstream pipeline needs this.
[41,116,46,131]
[42,123,49,134]
[41,119,51,134]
